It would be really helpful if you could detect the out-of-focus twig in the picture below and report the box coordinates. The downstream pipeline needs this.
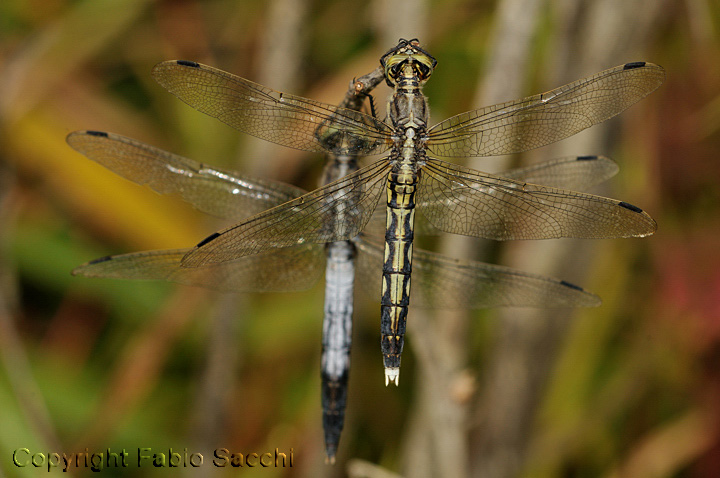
[400,1,545,478]
[188,293,243,472]
[241,0,309,181]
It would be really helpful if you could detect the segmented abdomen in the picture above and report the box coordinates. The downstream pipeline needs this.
[380,166,417,384]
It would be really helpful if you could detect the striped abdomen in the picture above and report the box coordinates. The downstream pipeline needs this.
[380,165,417,386]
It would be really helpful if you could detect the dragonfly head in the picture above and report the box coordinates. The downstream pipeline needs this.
[380,38,437,88]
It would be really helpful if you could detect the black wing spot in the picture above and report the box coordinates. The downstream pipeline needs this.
[177,60,200,68]
[86,130,109,138]
[87,255,112,265]
[618,201,643,213]
[576,155,598,161]
[623,61,646,70]
[560,280,584,292]
[196,232,221,247]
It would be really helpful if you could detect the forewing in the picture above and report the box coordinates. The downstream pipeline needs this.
[67,130,303,219]
[427,62,665,157]
[183,160,391,267]
[152,60,393,156]
[354,238,600,308]
[73,245,324,293]
[418,159,657,240]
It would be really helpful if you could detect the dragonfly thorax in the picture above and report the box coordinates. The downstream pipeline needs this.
[387,85,430,138]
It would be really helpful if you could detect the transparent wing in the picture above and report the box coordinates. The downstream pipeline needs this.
[427,62,665,157]
[417,158,657,240]
[499,155,618,190]
[412,155,621,236]
[362,211,389,240]
[66,130,303,220]
[355,238,600,308]
[183,160,392,267]
[73,245,324,293]
[152,60,393,156]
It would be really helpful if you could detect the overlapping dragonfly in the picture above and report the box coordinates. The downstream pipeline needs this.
[136,39,663,386]
[69,132,615,459]
[70,62,633,461]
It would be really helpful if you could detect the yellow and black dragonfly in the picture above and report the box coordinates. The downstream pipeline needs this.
[144,39,663,385]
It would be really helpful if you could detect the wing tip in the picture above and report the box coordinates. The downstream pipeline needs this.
[618,201,643,214]
[152,59,201,79]
[559,279,584,292]
[621,61,666,84]
[176,60,200,68]
[617,201,659,236]
[72,255,112,276]
[86,255,112,265]
[586,294,603,308]
[559,280,602,307]
[564,281,602,307]
[196,232,221,248]
[67,129,109,145]
[623,61,647,70]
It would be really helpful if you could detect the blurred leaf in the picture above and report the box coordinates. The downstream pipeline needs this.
[1,0,150,120]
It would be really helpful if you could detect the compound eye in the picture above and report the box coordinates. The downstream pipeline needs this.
[417,63,431,79]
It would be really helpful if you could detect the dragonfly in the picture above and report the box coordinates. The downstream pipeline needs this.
[146,39,664,386]
[69,64,627,461]
[69,131,621,460]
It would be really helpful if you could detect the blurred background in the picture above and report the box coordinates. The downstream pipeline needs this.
[1,0,719,476]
